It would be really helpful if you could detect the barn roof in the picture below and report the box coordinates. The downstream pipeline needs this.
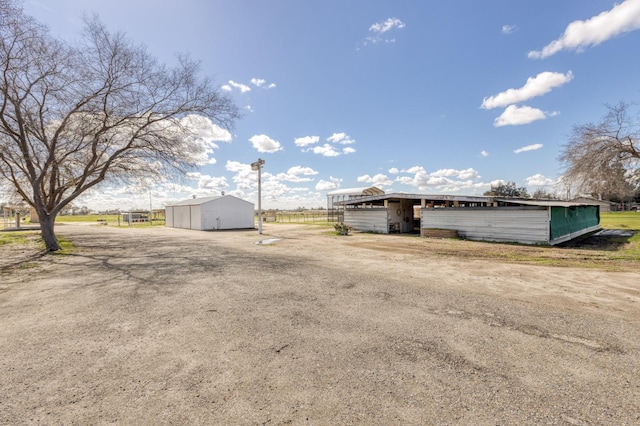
[334,193,603,207]
[327,186,384,197]
[334,192,492,206]
[496,198,602,208]
[167,195,253,207]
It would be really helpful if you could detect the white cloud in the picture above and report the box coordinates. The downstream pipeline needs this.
[181,115,232,143]
[302,133,356,156]
[275,173,314,183]
[357,173,393,186]
[327,132,355,144]
[310,144,340,157]
[494,105,550,127]
[174,115,233,165]
[364,17,405,45]
[391,167,484,192]
[526,174,556,187]
[431,168,480,180]
[342,147,356,155]
[395,176,414,185]
[502,24,517,34]
[249,134,282,153]
[529,0,640,59]
[295,135,320,147]
[225,160,249,173]
[315,176,342,191]
[480,150,489,157]
[514,143,544,154]
[287,166,318,176]
[403,166,425,174]
[226,80,251,93]
[274,166,318,182]
[250,78,276,89]
[197,174,229,190]
[481,71,573,109]
[388,167,399,174]
[370,17,406,34]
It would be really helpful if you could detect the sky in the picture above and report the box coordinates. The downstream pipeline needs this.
[20,0,640,210]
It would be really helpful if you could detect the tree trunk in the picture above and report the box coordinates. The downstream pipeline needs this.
[40,214,61,251]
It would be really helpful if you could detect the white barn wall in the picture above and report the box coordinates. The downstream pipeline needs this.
[202,196,254,230]
[165,206,174,227]
[190,205,202,230]
[165,195,254,231]
[344,209,389,233]
[174,206,192,229]
[421,207,550,245]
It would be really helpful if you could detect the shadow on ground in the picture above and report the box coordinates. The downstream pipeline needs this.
[560,229,636,250]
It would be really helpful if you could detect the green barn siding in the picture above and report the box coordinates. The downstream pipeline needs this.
[549,206,600,241]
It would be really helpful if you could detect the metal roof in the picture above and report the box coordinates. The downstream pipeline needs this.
[327,186,384,196]
[166,195,253,207]
[334,193,602,207]
[334,192,493,205]
[496,198,600,208]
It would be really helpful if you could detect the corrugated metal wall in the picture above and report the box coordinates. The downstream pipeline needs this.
[200,197,254,230]
[173,206,192,229]
[344,209,389,233]
[421,207,550,245]
[165,206,174,227]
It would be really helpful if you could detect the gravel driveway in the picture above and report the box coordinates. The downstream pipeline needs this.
[1,223,639,425]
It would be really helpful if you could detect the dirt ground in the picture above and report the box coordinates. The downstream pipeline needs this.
[1,223,639,425]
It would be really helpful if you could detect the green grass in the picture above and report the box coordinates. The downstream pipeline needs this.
[50,236,76,255]
[600,211,640,230]
[0,230,75,254]
[56,214,119,223]
[56,214,165,226]
[0,231,37,246]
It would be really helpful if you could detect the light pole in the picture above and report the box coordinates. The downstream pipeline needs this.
[251,158,265,234]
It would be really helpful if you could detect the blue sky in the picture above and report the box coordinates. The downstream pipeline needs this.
[23,0,640,210]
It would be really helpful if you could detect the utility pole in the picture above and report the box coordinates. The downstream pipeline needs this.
[251,158,265,234]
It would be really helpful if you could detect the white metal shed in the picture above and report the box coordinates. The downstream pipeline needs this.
[165,195,254,231]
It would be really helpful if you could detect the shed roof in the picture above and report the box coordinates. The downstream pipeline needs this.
[496,198,602,208]
[334,193,603,208]
[570,197,615,206]
[327,186,384,196]
[167,195,253,207]
[334,192,492,206]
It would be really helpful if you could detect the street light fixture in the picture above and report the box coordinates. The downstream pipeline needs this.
[251,158,265,234]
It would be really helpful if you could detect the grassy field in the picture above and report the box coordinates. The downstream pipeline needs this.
[56,214,165,226]
[600,211,640,230]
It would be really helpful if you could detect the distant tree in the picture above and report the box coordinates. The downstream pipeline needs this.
[483,181,529,198]
[0,2,238,250]
[559,102,640,202]
[531,189,559,200]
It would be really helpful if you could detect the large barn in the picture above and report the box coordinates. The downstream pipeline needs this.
[335,193,600,245]
[165,195,254,231]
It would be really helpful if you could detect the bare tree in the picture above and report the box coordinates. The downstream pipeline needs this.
[531,188,558,200]
[560,102,640,202]
[0,2,238,250]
